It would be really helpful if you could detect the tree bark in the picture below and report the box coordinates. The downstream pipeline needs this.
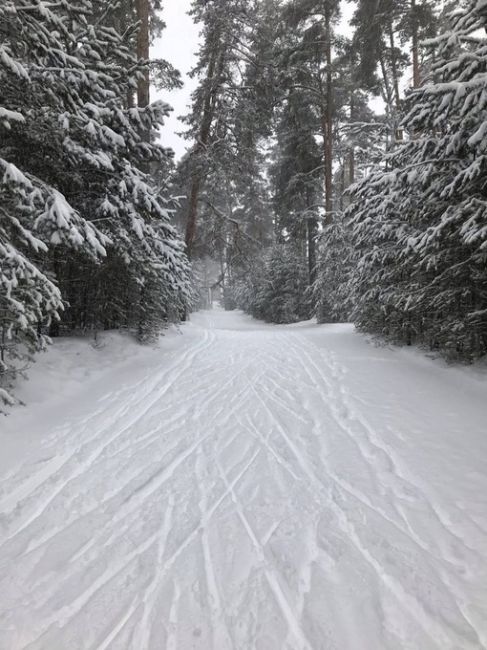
[185,177,202,260]
[136,0,150,110]
[306,188,317,284]
[349,91,355,188]
[185,42,225,258]
[323,2,333,225]
[388,21,401,111]
[386,22,404,142]
[411,0,420,88]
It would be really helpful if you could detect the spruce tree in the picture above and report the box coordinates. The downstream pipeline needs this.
[233,243,312,324]
[347,0,487,360]
[0,0,191,404]
[0,0,108,404]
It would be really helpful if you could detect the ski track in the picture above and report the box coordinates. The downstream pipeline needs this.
[1,309,486,650]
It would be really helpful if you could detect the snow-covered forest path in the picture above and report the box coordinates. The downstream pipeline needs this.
[1,310,487,650]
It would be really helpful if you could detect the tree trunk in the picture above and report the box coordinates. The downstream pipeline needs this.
[306,188,317,285]
[348,148,355,185]
[388,21,404,142]
[388,22,401,111]
[136,0,150,110]
[411,0,420,88]
[323,2,333,226]
[185,177,201,260]
[348,90,355,191]
[185,42,225,258]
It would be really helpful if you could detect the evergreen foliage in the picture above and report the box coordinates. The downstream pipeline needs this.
[314,219,353,323]
[347,0,487,360]
[0,0,191,404]
[233,244,313,324]
[178,0,486,364]
[4,0,484,400]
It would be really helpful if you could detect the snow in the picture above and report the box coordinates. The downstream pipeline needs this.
[1,309,487,650]
[0,107,24,125]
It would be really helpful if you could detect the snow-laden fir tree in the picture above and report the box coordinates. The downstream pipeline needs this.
[0,0,108,404]
[0,0,191,404]
[313,219,354,323]
[233,243,312,324]
[348,0,487,360]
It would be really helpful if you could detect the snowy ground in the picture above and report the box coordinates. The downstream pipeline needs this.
[1,308,487,650]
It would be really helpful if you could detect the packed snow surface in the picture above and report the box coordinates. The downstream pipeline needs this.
[1,309,487,650]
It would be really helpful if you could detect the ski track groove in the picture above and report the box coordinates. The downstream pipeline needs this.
[271,339,459,562]
[249,365,466,584]
[7,343,256,563]
[2,312,486,650]
[21,445,260,648]
[0,329,216,539]
[0,330,215,512]
[292,334,487,554]
[248,342,482,649]
[215,455,314,650]
[196,444,234,649]
[93,598,139,650]
[131,494,175,650]
[286,334,485,648]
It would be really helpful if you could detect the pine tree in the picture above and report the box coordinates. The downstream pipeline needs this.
[351,0,439,142]
[313,218,353,323]
[182,0,252,258]
[178,0,277,301]
[281,0,342,224]
[313,38,386,323]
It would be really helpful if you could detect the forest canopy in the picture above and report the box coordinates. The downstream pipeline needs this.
[1,0,487,406]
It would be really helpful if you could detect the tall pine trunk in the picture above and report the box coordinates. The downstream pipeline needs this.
[411,0,420,88]
[388,22,401,111]
[185,42,225,258]
[388,20,403,141]
[136,0,150,110]
[323,2,333,226]
[348,90,356,190]
[306,187,317,284]
[136,0,150,149]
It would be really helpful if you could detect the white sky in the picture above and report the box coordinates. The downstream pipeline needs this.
[151,0,200,160]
